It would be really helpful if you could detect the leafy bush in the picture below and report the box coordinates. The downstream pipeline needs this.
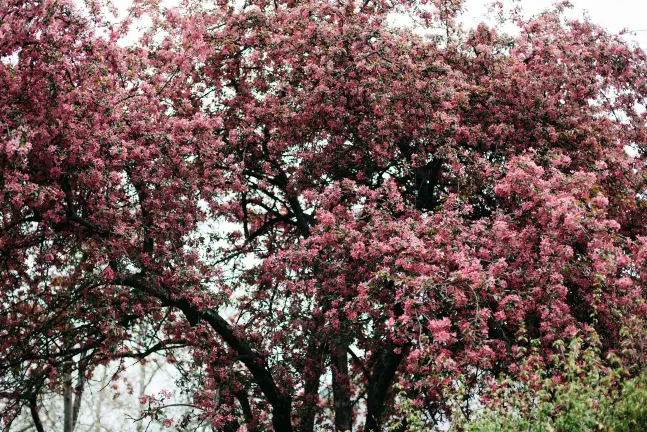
[450,328,647,432]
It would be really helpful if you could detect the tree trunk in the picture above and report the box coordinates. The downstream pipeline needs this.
[298,336,326,432]
[94,366,108,432]
[29,394,45,432]
[363,343,405,432]
[63,365,74,432]
[137,360,146,432]
[332,344,352,432]
[72,357,86,431]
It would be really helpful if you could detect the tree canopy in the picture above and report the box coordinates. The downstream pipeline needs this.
[1,0,647,430]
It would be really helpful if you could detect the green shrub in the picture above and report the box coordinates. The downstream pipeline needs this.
[452,331,647,432]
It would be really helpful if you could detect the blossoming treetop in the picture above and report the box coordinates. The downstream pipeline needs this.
[1,0,646,430]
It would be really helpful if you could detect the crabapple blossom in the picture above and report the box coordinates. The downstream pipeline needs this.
[1,0,647,430]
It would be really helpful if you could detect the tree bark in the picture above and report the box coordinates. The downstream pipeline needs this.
[332,344,352,432]
[63,365,74,432]
[298,337,326,432]
[137,358,146,432]
[72,358,86,431]
[94,366,108,432]
[363,343,405,432]
[29,394,45,432]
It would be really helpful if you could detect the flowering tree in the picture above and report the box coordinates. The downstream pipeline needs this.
[1,0,647,430]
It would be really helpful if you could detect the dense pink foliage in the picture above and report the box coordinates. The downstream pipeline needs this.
[1,0,647,430]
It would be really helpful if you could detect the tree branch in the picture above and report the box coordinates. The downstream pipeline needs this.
[120,274,293,432]
[29,394,45,432]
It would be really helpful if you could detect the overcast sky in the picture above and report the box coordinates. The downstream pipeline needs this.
[112,0,647,48]
[462,0,647,47]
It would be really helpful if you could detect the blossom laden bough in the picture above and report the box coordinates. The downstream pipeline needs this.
[1,0,647,430]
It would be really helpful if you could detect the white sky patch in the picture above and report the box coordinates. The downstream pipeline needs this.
[462,0,647,47]
[111,0,647,48]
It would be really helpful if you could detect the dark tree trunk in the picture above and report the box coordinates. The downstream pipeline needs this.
[332,343,352,431]
[363,343,405,432]
[29,394,45,432]
[298,339,325,432]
